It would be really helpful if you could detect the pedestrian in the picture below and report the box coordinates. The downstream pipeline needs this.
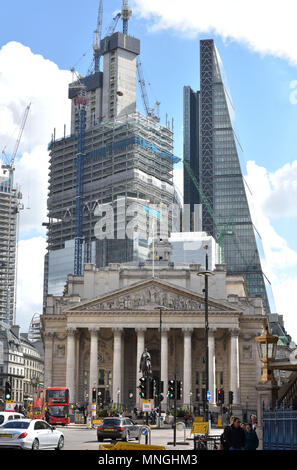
[83,407,87,424]
[45,409,50,423]
[244,423,259,450]
[220,426,231,450]
[250,415,257,430]
[222,417,245,450]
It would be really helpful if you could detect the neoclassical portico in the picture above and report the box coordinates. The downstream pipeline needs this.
[42,277,265,413]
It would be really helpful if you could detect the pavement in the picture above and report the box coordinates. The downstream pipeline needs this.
[61,423,224,450]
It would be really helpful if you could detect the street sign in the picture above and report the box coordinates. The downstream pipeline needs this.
[191,421,208,434]
[142,399,152,413]
[5,402,15,411]
[141,427,148,436]
[207,390,211,401]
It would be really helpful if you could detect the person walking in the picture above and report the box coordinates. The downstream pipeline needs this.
[222,417,245,450]
[244,423,259,450]
[250,415,258,430]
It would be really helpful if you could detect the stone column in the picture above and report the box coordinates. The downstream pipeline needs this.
[112,328,123,406]
[66,328,76,404]
[89,328,99,405]
[161,327,169,402]
[209,328,216,406]
[230,328,240,405]
[136,328,146,406]
[43,332,54,388]
[183,328,193,408]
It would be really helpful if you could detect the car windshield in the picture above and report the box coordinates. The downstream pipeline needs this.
[48,406,67,417]
[0,416,4,425]
[2,421,30,429]
[102,419,121,426]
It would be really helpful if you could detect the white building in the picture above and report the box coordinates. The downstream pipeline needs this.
[169,232,218,269]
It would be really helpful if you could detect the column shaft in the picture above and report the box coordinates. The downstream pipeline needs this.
[66,329,76,404]
[136,328,146,407]
[209,330,216,405]
[161,329,169,401]
[113,329,123,405]
[183,329,193,408]
[43,333,54,388]
[230,330,240,404]
[89,328,99,406]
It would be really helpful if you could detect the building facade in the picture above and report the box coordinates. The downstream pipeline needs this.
[183,39,270,312]
[0,174,22,325]
[42,260,266,416]
[0,322,44,410]
[20,334,44,407]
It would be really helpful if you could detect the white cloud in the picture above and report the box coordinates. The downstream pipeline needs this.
[16,237,47,331]
[245,160,297,341]
[132,0,297,66]
[0,41,72,330]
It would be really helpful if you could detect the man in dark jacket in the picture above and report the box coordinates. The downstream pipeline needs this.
[223,417,245,450]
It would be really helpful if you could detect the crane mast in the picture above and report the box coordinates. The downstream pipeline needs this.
[93,0,103,73]
[121,0,132,34]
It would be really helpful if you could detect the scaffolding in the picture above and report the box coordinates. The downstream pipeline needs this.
[47,113,177,251]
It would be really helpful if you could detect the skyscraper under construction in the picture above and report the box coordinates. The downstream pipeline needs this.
[0,173,22,325]
[44,3,177,300]
[183,39,270,312]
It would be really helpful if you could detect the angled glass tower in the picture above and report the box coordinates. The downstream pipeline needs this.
[184,39,270,312]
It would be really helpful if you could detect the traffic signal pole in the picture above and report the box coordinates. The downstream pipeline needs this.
[173,373,177,447]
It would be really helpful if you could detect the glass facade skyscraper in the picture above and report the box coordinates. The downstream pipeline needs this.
[184,39,270,312]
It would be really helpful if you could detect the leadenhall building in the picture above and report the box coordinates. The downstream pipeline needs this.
[41,244,266,417]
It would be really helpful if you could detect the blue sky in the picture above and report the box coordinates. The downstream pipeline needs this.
[1,0,297,339]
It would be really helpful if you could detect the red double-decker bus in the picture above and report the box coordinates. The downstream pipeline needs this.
[33,387,70,425]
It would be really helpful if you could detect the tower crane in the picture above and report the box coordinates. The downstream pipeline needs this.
[121,0,132,35]
[136,57,160,122]
[1,103,31,184]
[93,0,103,73]
[88,5,121,76]
[69,69,89,275]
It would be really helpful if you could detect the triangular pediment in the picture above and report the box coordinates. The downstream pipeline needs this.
[67,278,239,313]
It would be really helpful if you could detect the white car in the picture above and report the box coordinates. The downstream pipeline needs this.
[0,419,64,450]
[0,412,25,426]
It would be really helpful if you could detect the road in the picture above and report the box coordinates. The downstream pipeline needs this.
[59,425,223,450]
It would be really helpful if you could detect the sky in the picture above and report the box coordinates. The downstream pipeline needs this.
[0,0,297,341]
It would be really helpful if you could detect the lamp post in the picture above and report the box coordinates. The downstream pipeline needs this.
[255,326,278,383]
[154,305,169,428]
[197,245,214,429]
[255,324,279,449]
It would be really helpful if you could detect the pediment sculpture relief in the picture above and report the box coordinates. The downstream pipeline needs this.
[84,286,206,311]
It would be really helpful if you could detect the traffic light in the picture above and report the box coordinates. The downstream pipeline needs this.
[201,389,206,405]
[168,380,175,399]
[229,390,233,405]
[176,381,182,400]
[217,388,224,404]
[92,387,97,403]
[148,377,154,399]
[5,381,11,400]
[155,379,164,405]
[139,377,146,399]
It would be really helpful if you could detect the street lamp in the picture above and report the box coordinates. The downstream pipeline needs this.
[197,245,214,427]
[255,326,278,382]
[154,305,169,427]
